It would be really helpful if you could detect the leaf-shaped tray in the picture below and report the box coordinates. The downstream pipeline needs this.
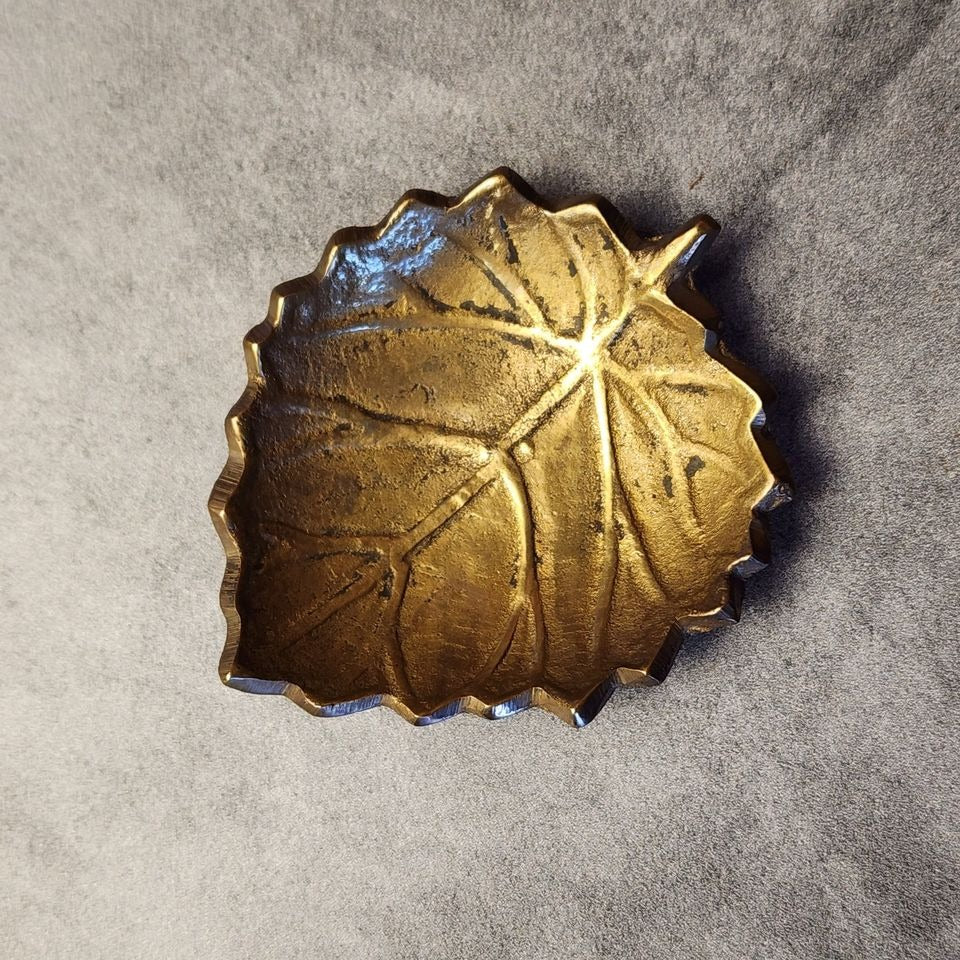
[210,168,789,727]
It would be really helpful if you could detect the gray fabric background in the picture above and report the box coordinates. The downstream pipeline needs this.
[3,1,959,957]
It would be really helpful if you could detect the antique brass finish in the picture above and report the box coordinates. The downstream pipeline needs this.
[209,169,789,727]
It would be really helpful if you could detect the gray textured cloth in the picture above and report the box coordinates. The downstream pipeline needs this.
[3,1,959,957]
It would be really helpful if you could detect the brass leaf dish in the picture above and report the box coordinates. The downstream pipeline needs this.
[209,169,789,727]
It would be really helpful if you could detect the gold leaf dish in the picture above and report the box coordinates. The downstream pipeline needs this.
[209,168,790,727]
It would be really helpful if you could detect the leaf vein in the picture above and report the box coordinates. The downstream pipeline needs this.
[604,371,671,602]
[592,370,617,656]
[500,453,547,675]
